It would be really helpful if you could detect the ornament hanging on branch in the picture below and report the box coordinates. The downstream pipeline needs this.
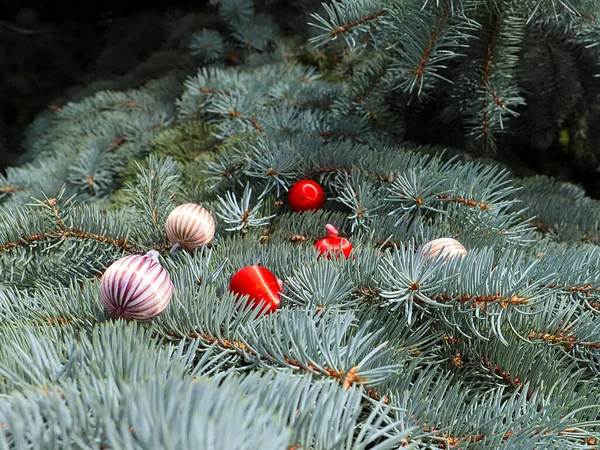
[165,203,215,251]
[421,238,467,261]
[288,180,325,212]
[315,224,353,260]
[229,265,282,314]
[99,250,173,322]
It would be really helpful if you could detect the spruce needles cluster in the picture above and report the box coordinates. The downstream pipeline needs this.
[0,0,599,448]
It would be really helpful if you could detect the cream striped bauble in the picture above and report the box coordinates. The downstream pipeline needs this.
[165,203,215,251]
[100,250,173,322]
[421,238,467,261]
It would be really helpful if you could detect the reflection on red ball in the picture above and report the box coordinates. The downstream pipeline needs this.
[288,180,325,212]
[315,224,353,260]
[229,265,282,314]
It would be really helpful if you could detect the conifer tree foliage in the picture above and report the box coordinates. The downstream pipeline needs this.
[308,0,600,193]
[0,0,600,448]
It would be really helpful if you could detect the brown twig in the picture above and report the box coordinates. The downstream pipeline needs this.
[413,8,450,86]
[329,10,388,36]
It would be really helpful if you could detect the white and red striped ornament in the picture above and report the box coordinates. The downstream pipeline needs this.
[165,203,215,251]
[421,238,467,261]
[100,250,173,322]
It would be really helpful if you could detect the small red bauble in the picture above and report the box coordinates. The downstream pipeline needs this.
[288,180,325,212]
[229,265,282,314]
[315,224,353,260]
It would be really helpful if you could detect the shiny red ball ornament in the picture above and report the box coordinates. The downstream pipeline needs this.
[315,224,353,260]
[229,265,282,314]
[288,180,325,212]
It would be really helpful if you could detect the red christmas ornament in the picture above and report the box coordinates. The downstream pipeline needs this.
[315,224,353,260]
[229,265,282,314]
[288,180,325,212]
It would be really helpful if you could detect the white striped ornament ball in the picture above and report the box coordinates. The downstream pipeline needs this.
[421,238,467,261]
[165,203,215,251]
[100,250,173,322]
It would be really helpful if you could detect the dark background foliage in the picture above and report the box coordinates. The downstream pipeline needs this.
[1,0,598,198]
[0,0,202,169]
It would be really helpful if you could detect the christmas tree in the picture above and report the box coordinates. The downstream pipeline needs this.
[0,0,600,448]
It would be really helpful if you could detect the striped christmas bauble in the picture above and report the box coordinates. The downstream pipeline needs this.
[100,250,173,322]
[165,203,215,251]
[421,238,467,261]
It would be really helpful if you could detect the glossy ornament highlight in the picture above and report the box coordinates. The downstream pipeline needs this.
[229,265,282,314]
[314,224,353,259]
[100,250,173,322]
[165,203,215,251]
[288,180,325,212]
[421,238,467,261]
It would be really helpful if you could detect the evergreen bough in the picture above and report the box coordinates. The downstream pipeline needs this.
[0,0,599,448]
